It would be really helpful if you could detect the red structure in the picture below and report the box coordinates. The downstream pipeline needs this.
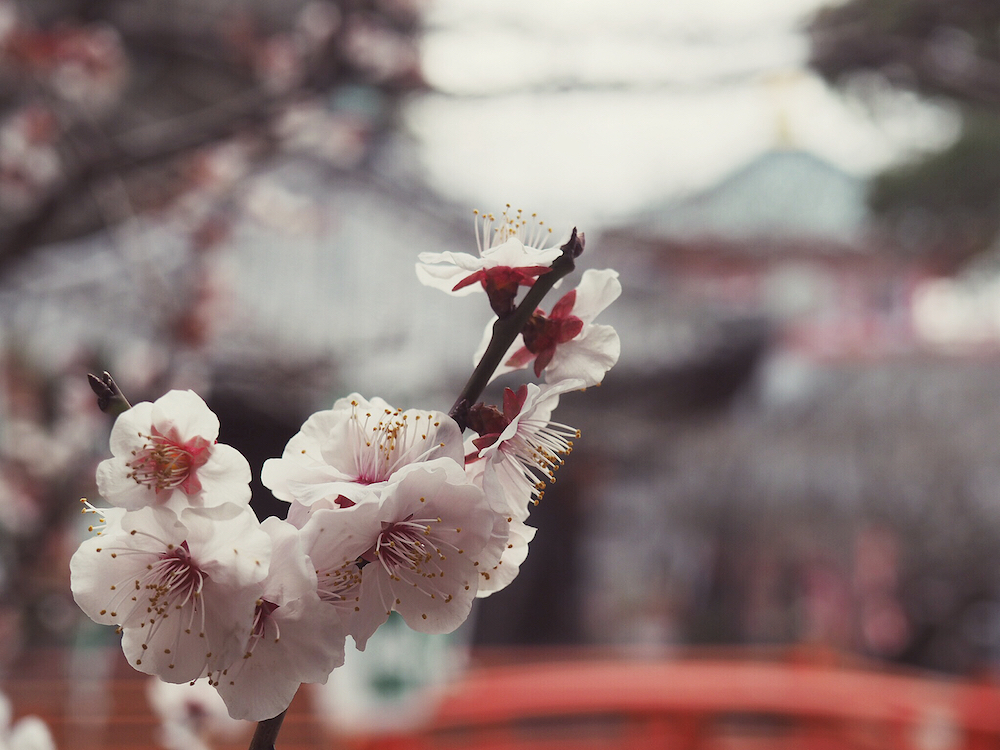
[356,656,1000,750]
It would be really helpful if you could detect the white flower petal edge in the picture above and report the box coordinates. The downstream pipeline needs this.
[415,239,561,296]
[475,520,535,599]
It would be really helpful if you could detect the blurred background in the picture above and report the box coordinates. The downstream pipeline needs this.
[4,0,1000,747]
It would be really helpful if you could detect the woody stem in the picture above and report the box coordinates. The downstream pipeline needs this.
[448,227,583,431]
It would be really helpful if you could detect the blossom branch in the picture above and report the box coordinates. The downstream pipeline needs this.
[449,228,584,431]
[249,710,287,750]
[87,371,131,416]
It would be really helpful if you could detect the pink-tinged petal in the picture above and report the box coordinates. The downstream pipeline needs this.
[568,268,621,324]
[550,289,577,320]
[150,390,220,444]
[545,324,621,387]
[100,391,250,511]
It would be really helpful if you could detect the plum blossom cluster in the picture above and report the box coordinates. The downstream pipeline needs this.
[71,207,621,733]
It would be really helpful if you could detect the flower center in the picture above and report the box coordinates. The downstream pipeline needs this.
[315,560,363,611]
[474,205,553,254]
[145,540,207,616]
[370,518,431,574]
[349,403,441,485]
[126,427,211,495]
[245,598,280,656]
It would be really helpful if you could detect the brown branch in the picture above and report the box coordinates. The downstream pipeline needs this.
[248,710,286,750]
[448,228,585,431]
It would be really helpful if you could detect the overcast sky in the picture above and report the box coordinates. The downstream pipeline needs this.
[405,0,960,230]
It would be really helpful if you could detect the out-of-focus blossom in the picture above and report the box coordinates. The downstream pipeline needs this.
[343,18,419,83]
[214,517,346,721]
[0,106,60,214]
[96,390,251,512]
[0,690,55,750]
[476,268,621,387]
[275,101,368,169]
[3,24,127,110]
[70,503,270,683]
[148,677,248,750]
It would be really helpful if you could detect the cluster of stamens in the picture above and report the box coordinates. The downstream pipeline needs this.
[474,204,553,254]
[349,402,442,484]
[126,430,210,495]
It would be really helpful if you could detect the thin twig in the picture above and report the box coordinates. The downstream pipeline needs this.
[249,710,287,750]
[448,228,584,430]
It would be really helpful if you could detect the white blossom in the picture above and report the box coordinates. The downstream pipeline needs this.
[261,394,464,526]
[70,503,270,683]
[476,268,621,387]
[213,517,346,721]
[301,460,497,650]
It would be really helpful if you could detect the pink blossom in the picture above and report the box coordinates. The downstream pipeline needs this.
[96,390,251,512]
[476,268,621,387]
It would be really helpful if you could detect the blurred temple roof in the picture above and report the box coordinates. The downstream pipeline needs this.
[613,149,871,252]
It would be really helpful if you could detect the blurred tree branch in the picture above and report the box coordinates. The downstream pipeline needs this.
[0,0,426,278]
[808,0,1000,263]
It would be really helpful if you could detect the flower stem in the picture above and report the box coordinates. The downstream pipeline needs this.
[449,228,584,431]
[249,710,286,750]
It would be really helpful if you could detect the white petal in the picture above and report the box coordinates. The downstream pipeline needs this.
[215,594,346,721]
[545,324,621,387]
[571,269,621,324]
[258,517,315,607]
[476,520,536,598]
[150,390,220,443]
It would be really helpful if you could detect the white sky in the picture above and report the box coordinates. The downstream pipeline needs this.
[406,0,961,230]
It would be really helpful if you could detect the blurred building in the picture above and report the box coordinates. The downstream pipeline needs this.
[473,146,1000,675]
